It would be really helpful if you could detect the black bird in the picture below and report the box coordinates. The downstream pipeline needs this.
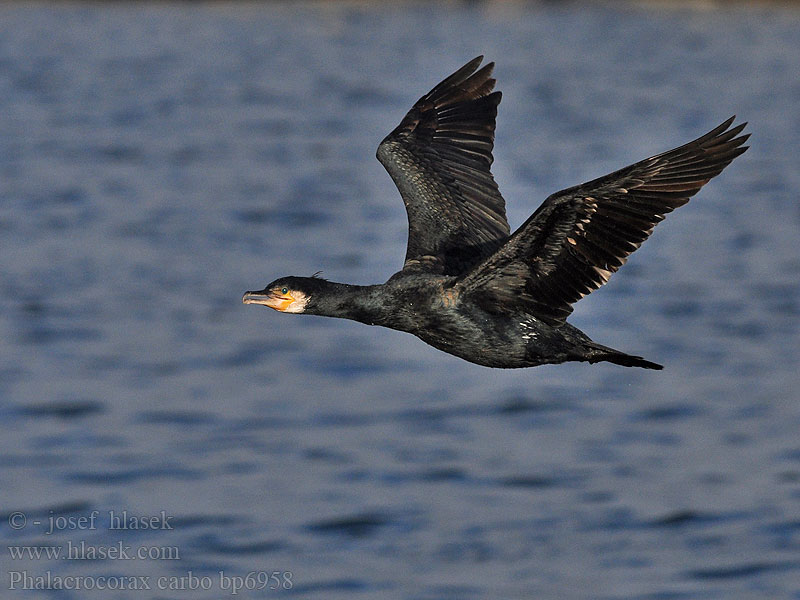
[243,57,748,369]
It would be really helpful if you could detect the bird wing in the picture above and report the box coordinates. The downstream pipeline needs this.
[454,117,749,325]
[377,56,510,276]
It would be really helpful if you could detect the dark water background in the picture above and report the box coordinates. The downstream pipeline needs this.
[1,2,799,599]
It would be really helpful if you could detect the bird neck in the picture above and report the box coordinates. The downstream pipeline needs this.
[306,281,390,326]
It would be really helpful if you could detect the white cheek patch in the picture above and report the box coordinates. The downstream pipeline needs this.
[284,291,309,313]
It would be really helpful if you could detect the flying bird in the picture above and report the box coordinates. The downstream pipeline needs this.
[243,57,748,369]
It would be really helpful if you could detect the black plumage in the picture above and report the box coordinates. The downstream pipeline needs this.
[244,57,749,369]
[376,56,508,276]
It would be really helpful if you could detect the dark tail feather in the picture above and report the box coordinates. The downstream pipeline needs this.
[601,352,663,370]
[585,343,664,370]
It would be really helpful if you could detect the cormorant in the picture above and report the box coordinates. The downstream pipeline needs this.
[243,57,748,369]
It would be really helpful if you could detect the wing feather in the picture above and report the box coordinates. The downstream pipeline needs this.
[377,57,509,276]
[455,117,749,324]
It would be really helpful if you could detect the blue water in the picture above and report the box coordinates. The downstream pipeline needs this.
[1,2,799,599]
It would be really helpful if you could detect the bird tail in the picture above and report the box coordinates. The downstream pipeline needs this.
[584,343,664,370]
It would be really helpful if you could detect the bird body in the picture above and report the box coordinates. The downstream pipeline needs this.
[252,273,659,369]
[244,57,748,370]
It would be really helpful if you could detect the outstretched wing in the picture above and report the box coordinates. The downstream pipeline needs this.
[377,56,509,276]
[455,117,749,325]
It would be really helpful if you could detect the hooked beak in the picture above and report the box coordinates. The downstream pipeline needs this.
[242,290,294,311]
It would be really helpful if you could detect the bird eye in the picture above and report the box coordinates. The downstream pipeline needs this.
[281,287,289,295]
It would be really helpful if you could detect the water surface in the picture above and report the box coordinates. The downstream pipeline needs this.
[1,3,799,599]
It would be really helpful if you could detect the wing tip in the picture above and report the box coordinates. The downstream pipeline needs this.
[715,116,749,142]
[425,56,498,106]
[468,55,484,68]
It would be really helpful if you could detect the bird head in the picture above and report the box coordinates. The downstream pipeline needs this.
[242,276,326,314]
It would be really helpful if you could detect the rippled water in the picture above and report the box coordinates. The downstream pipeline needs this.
[1,2,799,599]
